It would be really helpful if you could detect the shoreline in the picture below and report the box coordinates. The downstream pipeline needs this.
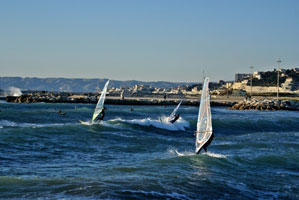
[5,94,299,110]
[5,95,236,107]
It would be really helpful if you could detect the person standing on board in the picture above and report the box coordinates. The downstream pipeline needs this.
[169,113,180,124]
[196,133,214,154]
[96,107,106,122]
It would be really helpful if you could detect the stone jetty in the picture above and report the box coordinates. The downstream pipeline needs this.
[5,92,298,111]
[5,92,235,107]
[230,99,299,111]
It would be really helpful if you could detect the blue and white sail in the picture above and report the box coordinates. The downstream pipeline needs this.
[92,80,109,122]
[195,77,213,153]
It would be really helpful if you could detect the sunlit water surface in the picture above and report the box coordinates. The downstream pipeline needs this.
[0,102,298,199]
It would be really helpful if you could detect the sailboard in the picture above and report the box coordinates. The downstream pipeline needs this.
[79,120,92,125]
[195,77,213,154]
[80,80,109,124]
[168,100,182,123]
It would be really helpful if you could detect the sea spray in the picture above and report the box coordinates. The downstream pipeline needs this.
[111,116,190,131]
[7,86,22,96]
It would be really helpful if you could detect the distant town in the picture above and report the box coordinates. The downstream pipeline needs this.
[117,67,299,97]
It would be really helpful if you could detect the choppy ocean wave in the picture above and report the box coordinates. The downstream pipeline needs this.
[0,120,73,128]
[0,104,298,199]
[110,116,190,131]
[168,147,227,158]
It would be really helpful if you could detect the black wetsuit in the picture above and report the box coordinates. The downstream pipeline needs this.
[196,133,214,154]
[58,110,64,115]
[170,114,180,124]
[97,109,105,121]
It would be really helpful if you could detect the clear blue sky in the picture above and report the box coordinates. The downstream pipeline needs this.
[0,0,298,82]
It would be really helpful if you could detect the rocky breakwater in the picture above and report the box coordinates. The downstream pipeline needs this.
[5,92,236,107]
[230,99,299,111]
[6,93,96,104]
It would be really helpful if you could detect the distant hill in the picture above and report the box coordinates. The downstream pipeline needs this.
[0,77,198,92]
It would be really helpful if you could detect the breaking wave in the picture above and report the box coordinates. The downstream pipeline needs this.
[6,86,22,97]
[110,116,190,131]
[168,148,227,158]
[203,152,227,158]
[0,120,72,128]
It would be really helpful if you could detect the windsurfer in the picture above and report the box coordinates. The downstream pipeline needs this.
[169,113,180,124]
[96,107,106,121]
[57,110,65,115]
[196,133,214,154]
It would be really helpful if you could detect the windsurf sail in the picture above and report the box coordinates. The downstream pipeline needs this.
[169,100,182,120]
[92,80,109,121]
[195,77,213,153]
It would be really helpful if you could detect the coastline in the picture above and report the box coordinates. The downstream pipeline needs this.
[5,95,237,107]
[5,93,299,110]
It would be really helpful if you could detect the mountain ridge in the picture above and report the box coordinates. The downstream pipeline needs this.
[0,77,199,92]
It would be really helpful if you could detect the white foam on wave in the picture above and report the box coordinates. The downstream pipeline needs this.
[168,147,227,158]
[175,150,195,157]
[79,120,125,130]
[7,86,22,96]
[168,148,195,157]
[203,152,227,158]
[0,120,71,128]
[79,120,97,126]
[100,120,126,129]
[110,116,190,131]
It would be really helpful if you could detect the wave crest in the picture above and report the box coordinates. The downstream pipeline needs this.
[0,120,70,128]
[110,116,190,131]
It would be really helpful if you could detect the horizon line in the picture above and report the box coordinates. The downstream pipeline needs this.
[0,76,231,84]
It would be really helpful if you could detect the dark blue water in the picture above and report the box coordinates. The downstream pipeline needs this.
[0,101,298,199]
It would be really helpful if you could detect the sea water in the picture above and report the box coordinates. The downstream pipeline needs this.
[0,101,298,199]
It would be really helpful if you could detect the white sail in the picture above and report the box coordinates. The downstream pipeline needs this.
[195,77,213,153]
[92,80,109,121]
[169,100,182,119]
